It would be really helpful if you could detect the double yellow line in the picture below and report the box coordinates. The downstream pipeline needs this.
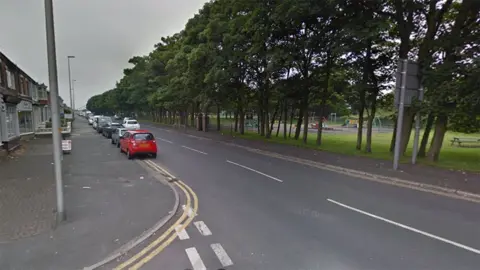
[114,159,198,270]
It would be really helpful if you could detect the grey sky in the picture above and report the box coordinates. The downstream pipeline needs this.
[0,0,207,108]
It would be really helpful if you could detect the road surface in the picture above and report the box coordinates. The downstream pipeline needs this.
[125,122,480,270]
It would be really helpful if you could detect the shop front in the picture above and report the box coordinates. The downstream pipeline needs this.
[0,94,21,151]
[17,99,33,134]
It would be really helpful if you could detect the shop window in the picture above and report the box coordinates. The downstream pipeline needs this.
[6,106,18,139]
[19,111,33,134]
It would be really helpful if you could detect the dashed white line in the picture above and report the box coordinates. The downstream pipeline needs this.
[211,243,234,267]
[181,145,208,155]
[194,221,212,236]
[187,134,212,141]
[185,247,207,270]
[175,225,190,240]
[327,198,480,255]
[226,160,283,183]
[156,137,173,144]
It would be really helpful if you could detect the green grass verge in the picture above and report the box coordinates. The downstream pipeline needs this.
[239,130,480,172]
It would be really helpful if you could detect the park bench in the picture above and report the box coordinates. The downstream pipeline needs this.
[450,137,480,147]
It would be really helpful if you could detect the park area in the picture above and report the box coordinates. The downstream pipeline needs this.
[209,116,480,172]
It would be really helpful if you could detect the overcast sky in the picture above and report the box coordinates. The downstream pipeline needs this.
[0,0,208,108]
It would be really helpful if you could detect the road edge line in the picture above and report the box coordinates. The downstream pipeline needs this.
[82,160,181,270]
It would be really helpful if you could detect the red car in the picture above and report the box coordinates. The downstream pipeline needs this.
[119,129,157,159]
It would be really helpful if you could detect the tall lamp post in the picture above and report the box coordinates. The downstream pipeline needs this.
[44,0,65,222]
[72,79,76,114]
[67,55,75,113]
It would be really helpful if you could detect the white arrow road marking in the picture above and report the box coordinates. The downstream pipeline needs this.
[211,243,234,267]
[194,221,212,236]
[185,247,207,270]
[175,225,190,240]
[226,160,283,182]
[327,198,480,255]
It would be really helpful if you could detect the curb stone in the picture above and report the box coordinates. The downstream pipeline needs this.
[82,160,181,270]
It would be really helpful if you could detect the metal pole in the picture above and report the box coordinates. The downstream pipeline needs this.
[67,57,73,110]
[72,79,76,112]
[393,59,408,170]
[44,0,65,222]
[411,86,424,164]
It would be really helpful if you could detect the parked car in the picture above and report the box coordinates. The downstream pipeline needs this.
[92,115,103,129]
[96,117,112,133]
[119,130,157,159]
[111,127,127,147]
[123,119,140,130]
[102,122,123,138]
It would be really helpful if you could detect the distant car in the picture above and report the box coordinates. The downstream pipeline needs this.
[123,119,140,130]
[102,122,123,138]
[92,115,102,129]
[111,127,127,147]
[119,130,157,159]
[96,117,112,133]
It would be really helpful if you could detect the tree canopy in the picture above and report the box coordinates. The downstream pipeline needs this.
[87,0,480,163]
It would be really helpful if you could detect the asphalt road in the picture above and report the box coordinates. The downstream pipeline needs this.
[138,122,480,270]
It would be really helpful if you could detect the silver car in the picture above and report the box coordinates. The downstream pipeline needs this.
[111,127,127,147]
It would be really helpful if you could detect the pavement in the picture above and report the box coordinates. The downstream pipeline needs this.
[0,118,175,270]
[121,120,480,270]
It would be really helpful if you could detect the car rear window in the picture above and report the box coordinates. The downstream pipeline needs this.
[127,120,138,124]
[133,133,154,140]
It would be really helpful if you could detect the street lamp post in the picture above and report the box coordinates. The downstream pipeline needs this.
[44,0,65,222]
[67,55,75,112]
[72,79,76,114]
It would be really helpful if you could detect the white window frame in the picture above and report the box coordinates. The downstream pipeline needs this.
[6,69,15,90]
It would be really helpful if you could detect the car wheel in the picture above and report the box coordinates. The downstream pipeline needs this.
[127,149,133,160]
[151,153,157,159]
[111,139,114,144]
[117,142,120,148]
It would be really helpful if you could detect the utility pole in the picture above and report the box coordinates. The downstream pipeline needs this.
[44,0,65,222]
[72,79,76,114]
[67,56,75,115]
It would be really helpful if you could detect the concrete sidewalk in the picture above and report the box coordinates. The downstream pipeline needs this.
[0,119,176,270]
[143,120,480,196]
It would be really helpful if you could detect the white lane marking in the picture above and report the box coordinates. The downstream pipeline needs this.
[181,145,208,155]
[327,198,480,255]
[187,134,212,141]
[157,137,173,144]
[182,205,197,218]
[226,160,283,183]
[175,225,190,240]
[211,243,234,267]
[185,247,207,270]
[194,221,212,236]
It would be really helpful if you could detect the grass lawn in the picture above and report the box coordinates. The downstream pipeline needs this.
[140,117,480,172]
[238,130,480,172]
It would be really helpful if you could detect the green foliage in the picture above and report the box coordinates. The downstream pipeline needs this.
[86,0,480,162]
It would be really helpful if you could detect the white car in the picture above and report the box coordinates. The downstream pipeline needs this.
[123,119,140,130]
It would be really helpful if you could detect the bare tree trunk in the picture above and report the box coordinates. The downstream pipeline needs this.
[239,108,245,135]
[302,105,309,144]
[267,102,279,138]
[356,103,365,150]
[427,114,448,162]
[234,110,239,132]
[294,106,304,140]
[216,106,221,131]
[283,101,288,139]
[289,106,295,138]
[365,102,377,153]
[276,102,282,137]
[418,113,435,157]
